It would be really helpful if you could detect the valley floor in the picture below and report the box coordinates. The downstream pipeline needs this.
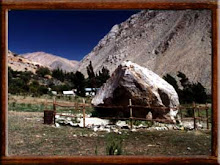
[8,111,211,156]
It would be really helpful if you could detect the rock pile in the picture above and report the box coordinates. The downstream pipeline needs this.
[54,113,203,132]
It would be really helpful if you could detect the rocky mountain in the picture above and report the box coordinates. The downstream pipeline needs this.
[8,50,43,73]
[22,52,79,72]
[77,10,211,91]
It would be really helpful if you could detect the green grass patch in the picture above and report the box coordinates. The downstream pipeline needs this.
[8,102,47,112]
[105,133,124,155]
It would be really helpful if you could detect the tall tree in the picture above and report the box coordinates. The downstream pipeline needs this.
[96,66,110,87]
[177,71,190,88]
[86,61,96,89]
[86,61,95,79]
[74,71,86,97]
[52,68,65,82]
[163,74,179,92]
[163,72,208,104]
[36,67,51,77]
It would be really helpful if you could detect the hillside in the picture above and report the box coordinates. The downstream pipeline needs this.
[77,10,211,91]
[8,50,43,73]
[22,52,79,72]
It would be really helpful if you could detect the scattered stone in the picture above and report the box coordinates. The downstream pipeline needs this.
[55,123,60,128]
[147,144,156,147]
[121,125,130,129]
[83,134,88,137]
[116,121,128,127]
[54,112,206,132]
[131,128,137,132]
[187,147,191,151]
[66,117,71,121]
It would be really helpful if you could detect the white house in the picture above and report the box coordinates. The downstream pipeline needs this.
[85,88,100,96]
[51,91,57,95]
[63,90,75,96]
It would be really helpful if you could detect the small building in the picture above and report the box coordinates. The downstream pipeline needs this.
[85,88,100,96]
[51,91,57,95]
[63,90,75,96]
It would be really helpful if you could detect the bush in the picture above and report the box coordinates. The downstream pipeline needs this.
[106,134,123,155]
[52,68,65,82]
[36,67,51,77]
[163,72,208,104]
[163,74,179,92]
[29,80,48,97]
[9,78,29,94]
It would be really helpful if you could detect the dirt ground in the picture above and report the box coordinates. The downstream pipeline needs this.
[8,111,211,156]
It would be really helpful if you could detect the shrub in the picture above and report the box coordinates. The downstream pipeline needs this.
[52,68,65,82]
[106,134,123,155]
[163,72,208,104]
[36,67,51,77]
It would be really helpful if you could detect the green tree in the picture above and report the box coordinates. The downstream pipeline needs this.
[177,71,190,88]
[9,78,29,94]
[52,68,65,82]
[29,80,40,96]
[163,72,208,104]
[29,80,48,96]
[96,67,110,87]
[52,84,71,93]
[20,71,32,84]
[163,74,179,92]
[86,61,97,91]
[36,67,51,77]
[38,85,49,95]
[74,71,86,97]
[65,72,75,88]
[192,82,207,103]
[86,61,95,79]
[8,67,13,85]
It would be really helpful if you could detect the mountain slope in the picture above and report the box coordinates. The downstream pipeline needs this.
[77,10,211,91]
[22,52,79,72]
[8,50,43,73]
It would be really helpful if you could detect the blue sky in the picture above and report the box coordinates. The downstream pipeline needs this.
[9,10,139,61]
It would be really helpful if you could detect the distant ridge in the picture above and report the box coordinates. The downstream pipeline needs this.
[22,52,79,72]
[8,50,43,73]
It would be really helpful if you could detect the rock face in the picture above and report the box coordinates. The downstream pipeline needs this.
[77,10,211,92]
[92,61,179,123]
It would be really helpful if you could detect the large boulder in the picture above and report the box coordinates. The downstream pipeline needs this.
[92,61,179,123]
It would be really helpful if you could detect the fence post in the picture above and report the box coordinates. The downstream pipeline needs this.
[76,100,78,111]
[83,98,86,128]
[179,105,183,120]
[53,97,56,124]
[205,103,209,129]
[44,97,47,110]
[193,102,196,130]
[129,99,133,130]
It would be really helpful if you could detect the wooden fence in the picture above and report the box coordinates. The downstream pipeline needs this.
[179,102,210,129]
[51,98,211,130]
[52,98,91,128]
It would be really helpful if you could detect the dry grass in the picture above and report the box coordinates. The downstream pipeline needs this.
[8,111,211,156]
